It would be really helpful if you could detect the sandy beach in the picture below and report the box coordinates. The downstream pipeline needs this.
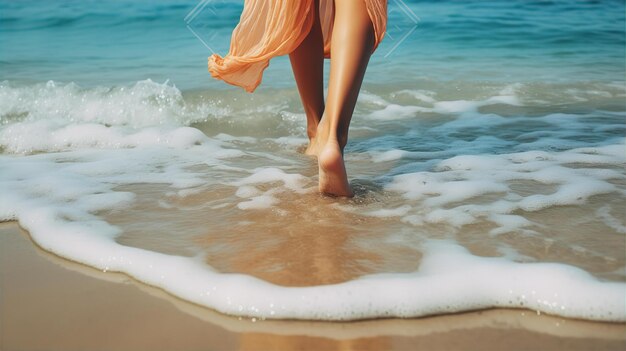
[2,0,626,349]
[2,222,624,351]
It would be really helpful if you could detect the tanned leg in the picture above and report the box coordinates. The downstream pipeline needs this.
[289,0,325,156]
[315,0,375,197]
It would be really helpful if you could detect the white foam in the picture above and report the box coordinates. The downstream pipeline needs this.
[365,205,412,218]
[0,121,210,154]
[368,104,427,120]
[235,186,262,198]
[392,90,438,104]
[433,100,483,114]
[1,142,624,322]
[366,83,523,119]
[0,80,221,127]
[371,149,410,162]
[237,192,279,210]
[15,192,626,322]
[488,214,535,237]
[232,167,311,194]
[358,90,392,107]
[270,136,309,147]
[1,80,624,323]
[383,142,626,234]
[0,80,222,154]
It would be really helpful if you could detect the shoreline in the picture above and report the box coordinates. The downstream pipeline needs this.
[2,221,624,350]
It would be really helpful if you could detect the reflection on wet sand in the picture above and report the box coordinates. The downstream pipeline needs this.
[198,197,420,287]
[111,184,422,287]
[0,222,626,350]
[239,334,390,351]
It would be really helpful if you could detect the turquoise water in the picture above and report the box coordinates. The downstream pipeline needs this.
[1,0,624,88]
[1,1,625,322]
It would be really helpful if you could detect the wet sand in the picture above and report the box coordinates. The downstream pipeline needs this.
[1,221,625,351]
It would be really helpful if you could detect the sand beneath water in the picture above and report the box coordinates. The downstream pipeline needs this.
[1,222,624,351]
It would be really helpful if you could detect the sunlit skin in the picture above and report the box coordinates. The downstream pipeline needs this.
[289,0,375,197]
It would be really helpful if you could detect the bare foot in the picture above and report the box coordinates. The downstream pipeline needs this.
[318,140,353,197]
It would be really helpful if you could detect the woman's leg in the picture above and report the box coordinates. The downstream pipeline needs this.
[316,0,375,197]
[289,0,325,156]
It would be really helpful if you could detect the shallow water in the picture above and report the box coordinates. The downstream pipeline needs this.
[1,0,625,321]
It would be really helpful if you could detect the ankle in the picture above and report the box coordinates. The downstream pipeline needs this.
[336,133,347,150]
[316,124,348,150]
[304,109,323,140]
[324,133,347,152]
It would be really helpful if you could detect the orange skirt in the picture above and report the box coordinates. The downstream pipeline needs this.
[208,0,387,93]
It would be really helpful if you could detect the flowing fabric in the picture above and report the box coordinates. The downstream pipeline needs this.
[208,0,387,92]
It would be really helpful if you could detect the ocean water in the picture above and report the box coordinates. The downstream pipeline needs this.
[1,0,625,322]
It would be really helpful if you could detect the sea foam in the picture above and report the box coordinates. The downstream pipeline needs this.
[0,80,222,153]
[1,80,624,322]
[1,142,624,322]
[379,143,625,234]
